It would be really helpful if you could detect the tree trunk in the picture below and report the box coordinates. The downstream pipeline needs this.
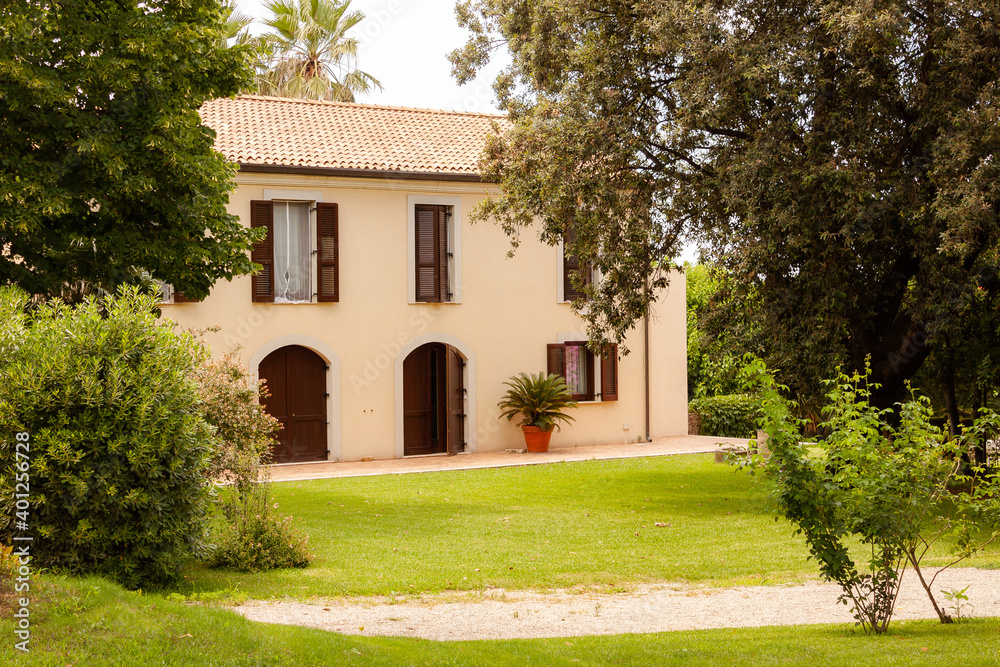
[942,363,960,438]
[907,549,953,624]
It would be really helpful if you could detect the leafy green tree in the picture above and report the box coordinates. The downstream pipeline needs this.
[0,0,261,301]
[451,0,1000,406]
[744,358,1000,632]
[258,0,381,102]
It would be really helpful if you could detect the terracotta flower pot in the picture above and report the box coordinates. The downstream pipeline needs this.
[521,425,553,453]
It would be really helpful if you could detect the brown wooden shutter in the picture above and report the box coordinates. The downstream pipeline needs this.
[415,205,446,302]
[250,200,274,303]
[546,343,566,377]
[438,207,450,301]
[172,290,199,303]
[563,233,590,302]
[316,202,339,302]
[601,343,618,401]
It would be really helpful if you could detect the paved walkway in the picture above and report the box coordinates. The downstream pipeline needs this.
[268,434,750,482]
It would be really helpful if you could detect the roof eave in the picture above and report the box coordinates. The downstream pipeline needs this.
[237,163,488,184]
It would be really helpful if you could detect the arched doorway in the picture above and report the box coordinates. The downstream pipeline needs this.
[258,345,328,463]
[402,343,465,456]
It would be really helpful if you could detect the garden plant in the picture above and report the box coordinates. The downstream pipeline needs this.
[742,357,1000,633]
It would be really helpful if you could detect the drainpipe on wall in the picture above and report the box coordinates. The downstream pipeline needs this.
[644,311,651,442]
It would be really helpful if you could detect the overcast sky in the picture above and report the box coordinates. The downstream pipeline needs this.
[233,0,505,113]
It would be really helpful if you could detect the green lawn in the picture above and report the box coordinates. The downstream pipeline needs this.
[184,453,1000,599]
[4,576,1000,666]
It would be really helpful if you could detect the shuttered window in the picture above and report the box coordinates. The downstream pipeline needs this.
[415,204,449,302]
[249,199,340,303]
[316,202,339,302]
[250,200,275,303]
[172,291,199,303]
[563,232,591,302]
[546,341,618,402]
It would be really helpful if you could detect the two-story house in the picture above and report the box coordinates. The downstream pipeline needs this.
[163,95,687,463]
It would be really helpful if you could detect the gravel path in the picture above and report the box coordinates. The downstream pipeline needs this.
[230,567,1000,640]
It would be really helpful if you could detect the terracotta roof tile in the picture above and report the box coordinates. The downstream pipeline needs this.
[200,95,506,177]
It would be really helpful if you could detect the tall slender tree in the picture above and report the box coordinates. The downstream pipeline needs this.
[258,0,381,102]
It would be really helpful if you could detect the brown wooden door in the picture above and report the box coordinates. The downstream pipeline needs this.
[259,345,328,463]
[403,343,449,456]
[446,346,465,455]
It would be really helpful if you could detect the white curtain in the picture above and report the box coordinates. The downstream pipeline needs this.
[565,345,589,396]
[273,202,311,302]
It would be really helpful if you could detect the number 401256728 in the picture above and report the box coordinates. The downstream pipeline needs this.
[15,432,30,524]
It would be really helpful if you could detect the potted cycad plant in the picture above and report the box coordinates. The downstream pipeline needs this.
[497,372,578,452]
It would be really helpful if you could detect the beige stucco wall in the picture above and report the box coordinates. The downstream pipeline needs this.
[163,171,688,461]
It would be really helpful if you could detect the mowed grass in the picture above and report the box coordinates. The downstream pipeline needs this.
[184,453,1000,599]
[5,576,1000,666]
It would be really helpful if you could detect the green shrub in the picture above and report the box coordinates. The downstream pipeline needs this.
[0,287,213,589]
[210,483,312,572]
[689,394,761,437]
[195,350,278,498]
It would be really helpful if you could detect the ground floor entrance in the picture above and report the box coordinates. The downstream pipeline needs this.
[402,342,465,456]
[258,345,328,463]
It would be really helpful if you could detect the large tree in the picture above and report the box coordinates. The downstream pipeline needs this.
[0,0,259,301]
[451,0,1000,407]
[257,0,381,102]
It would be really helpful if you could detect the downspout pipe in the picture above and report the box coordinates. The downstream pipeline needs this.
[644,311,651,442]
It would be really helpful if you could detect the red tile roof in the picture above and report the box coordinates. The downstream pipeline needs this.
[200,95,505,179]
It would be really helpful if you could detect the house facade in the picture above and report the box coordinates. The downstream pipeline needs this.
[164,95,687,463]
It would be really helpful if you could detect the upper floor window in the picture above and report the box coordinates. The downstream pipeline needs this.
[250,199,339,303]
[408,195,462,304]
[562,231,593,303]
[414,204,451,302]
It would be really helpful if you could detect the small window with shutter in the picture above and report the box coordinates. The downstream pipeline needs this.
[414,204,451,302]
[562,232,592,303]
[546,341,618,402]
[249,199,339,304]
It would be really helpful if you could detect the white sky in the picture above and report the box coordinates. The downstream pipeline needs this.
[234,0,505,113]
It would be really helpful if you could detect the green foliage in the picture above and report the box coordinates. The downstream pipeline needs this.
[689,394,761,438]
[743,358,1000,633]
[497,372,578,431]
[451,0,1000,406]
[195,350,279,498]
[256,0,381,101]
[686,263,745,399]
[0,287,214,589]
[0,0,259,300]
[210,483,312,573]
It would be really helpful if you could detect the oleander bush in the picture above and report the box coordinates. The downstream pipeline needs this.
[195,351,278,499]
[689,393,762,438]
[193,352,311,572]
[0,286,214,589]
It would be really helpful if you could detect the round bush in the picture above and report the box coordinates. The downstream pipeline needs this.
[0,287,213,589]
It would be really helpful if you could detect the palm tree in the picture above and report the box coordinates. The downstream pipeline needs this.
[258,0,381,102]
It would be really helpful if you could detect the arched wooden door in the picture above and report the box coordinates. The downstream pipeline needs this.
[403,343,465,456]
[258,345,328,463]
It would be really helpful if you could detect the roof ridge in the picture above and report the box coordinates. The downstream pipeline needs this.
[229,94,508,119]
